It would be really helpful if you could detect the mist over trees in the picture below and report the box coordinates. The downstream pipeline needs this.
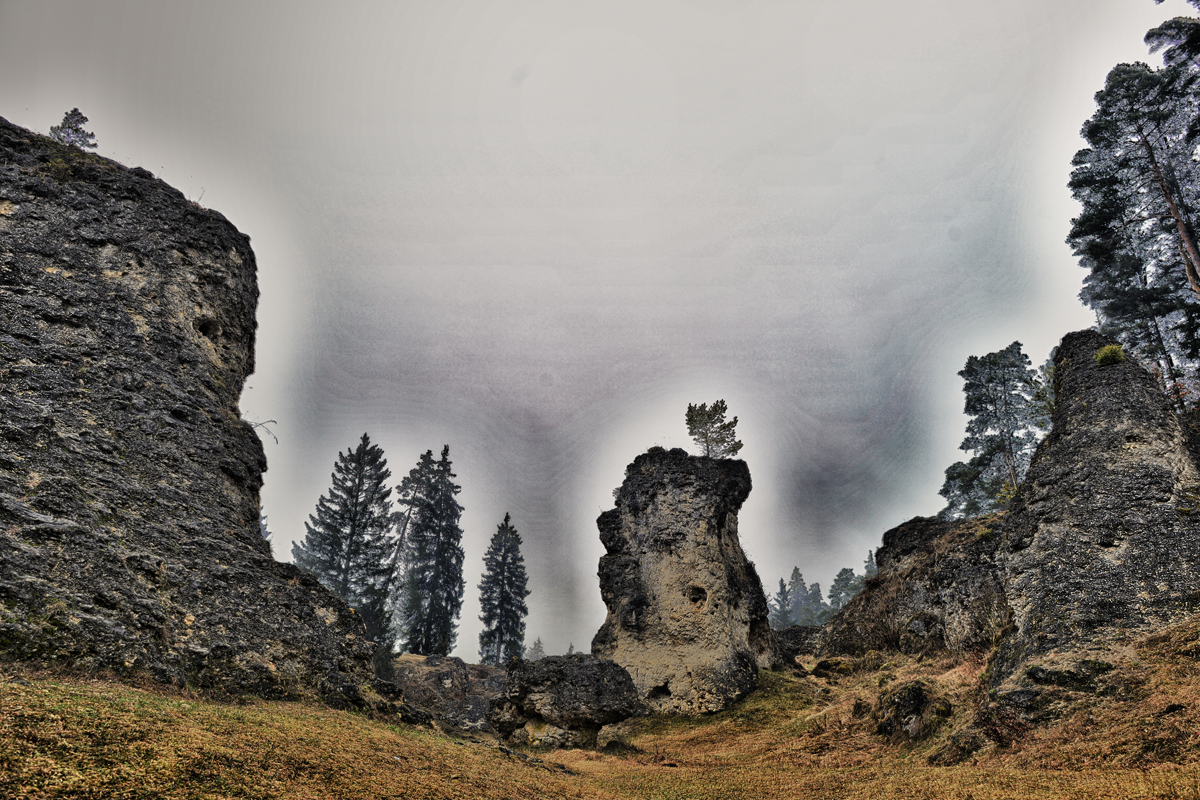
[768,553,876,629]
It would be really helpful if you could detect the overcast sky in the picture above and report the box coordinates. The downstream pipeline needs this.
[1,0,1192,659]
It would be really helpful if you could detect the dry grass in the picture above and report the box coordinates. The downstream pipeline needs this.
[7,619,1200,799]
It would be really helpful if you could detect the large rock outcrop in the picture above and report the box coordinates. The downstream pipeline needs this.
[0,117,374,700]
[820,515,1009,657]
[591,447,773,714]
[991,329,1200,685]
[389,654,505,733]
[823,330,1200,693]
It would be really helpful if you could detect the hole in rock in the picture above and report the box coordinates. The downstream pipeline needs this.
[687,586,707,608]
[647,682,671,700]
[195,318,220,339]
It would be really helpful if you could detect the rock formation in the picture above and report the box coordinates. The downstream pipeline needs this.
[0,117,374,701]
[591,447,774,714]
[991,328,1200,685]
[819,515,1008,657]
[389,654,505,733]
[825,330,1200,693]
[487,655,642,748]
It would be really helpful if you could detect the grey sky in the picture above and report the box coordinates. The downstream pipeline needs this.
[1,0,1190,658]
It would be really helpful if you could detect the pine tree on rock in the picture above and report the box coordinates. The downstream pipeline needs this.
[477,512,531,665]
[395,445,465,656]
[685,400,744,458]
[49,108,96,150]
[292,433,398,658]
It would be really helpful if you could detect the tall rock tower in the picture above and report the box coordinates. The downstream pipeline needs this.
[992,329,1200,683]
[591,447,774,714]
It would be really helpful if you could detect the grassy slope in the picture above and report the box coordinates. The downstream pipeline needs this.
[7,617,1200,800]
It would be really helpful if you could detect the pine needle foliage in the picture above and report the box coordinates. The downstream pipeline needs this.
[292,433,397,655]
[685,399,743,458]
[48,108,96,150]
[477,513,530,665]
[395,445,465,656]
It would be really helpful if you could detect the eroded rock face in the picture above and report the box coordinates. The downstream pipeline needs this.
[591,447,773,714]
[0,117,374,699]
[821,515,1009,657]
[990,329,1200,686]
[487,655,641,748]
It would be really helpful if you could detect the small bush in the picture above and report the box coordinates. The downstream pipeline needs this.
[1094,344,1125,366]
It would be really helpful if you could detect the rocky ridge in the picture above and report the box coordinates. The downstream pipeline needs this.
[0,117,373,701]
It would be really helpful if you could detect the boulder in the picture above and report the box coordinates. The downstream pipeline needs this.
[487,655,642,748]
[591,447,774,714]
[0,117,373,700]
[389,654,505,733]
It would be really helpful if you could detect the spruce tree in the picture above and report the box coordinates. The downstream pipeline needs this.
[395,445,465,656]
[292,433,397,657]
[768,578,794,629]
[477,512,531,665]
[786,567,808,623]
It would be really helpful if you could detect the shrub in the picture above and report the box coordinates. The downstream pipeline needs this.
[1094,344,1125,366]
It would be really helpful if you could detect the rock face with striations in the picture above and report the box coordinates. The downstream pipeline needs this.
[591,447,774,714]
[0,117,373,700]
[990,329,1200,686]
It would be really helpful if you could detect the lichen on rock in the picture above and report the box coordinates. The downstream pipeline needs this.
[591,447,774,714]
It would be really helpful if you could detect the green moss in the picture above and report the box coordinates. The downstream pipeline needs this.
[1094,344,1125,366]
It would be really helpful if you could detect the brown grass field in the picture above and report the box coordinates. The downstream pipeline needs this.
[6,618,1200,799]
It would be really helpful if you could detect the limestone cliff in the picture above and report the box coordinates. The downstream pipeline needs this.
[991,328,1200,686]
[0,117,373,700]
[822,329,1200,693]
[592,447,773,714]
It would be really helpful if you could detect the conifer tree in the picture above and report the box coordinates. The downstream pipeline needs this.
[828,568,859,610]
[769,578,794,629]
[685,400,743,458]
[293,433,397,657]
[786,567,808,623]
[478,513,531,665]
[524,637,546,661]
[49,108,96,150]
[939,342,1042,518]
[395,445,465,656]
